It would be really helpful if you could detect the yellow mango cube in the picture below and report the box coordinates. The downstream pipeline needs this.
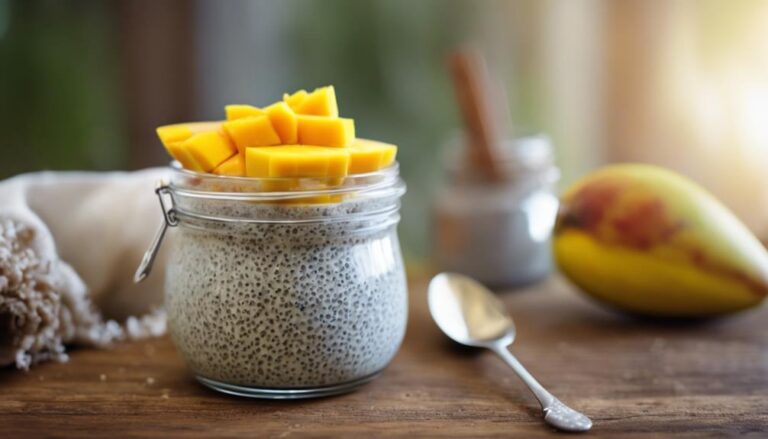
[348,138,398,174]
[293,86,338,117]
[223,115,282,156]
[265,101,298,144]
[212,153,245,176]
[156,121,223,145]
[188,121,224,131]
[164,142,205,172]
[157,121,227,171]
[283,89,308,109]
[245,145,350,178]
[182,131,237,172]
[297,115,355,147]
[157,124,193,145]
[226,104,264,121]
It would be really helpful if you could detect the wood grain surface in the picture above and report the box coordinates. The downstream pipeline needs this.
[2,276,767,438]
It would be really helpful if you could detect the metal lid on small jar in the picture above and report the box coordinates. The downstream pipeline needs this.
[444,133,559,187]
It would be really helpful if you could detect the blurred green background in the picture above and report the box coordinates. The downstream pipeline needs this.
[2,0,768,260]
[0,0,125,174]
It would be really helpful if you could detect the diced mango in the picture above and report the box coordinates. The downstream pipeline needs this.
[156,121,223,145]
[297,115,355,147]
[223,115,282,156]
[283,89,308,109]
[212,153,245,176]
[265,101,298,144]
[293,86,338,117]
[157,125,193,145]
[348,138,398,174]
[245,145,350,178]
[164,142,205,172]
[157,121,227,171]
[156,86,384,189]
[226,105,264,121]
[182,131,237,172]
[188,121,227,133]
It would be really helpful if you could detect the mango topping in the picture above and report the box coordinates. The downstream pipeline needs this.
[246,146,350,178]
[265,102,298,144]
[297,115,355,147]
[212,153,245,176]
[292,86,338,117]
[165,142,205,173]
[223,115,282,156]
[157,124,193,145]
[283,89,308,109]
[348,138,398,174]
[155,86,397,186]
[156,121,223,146]
[157,121,230,171]
[182,131,237,172]
[226,104,264,121]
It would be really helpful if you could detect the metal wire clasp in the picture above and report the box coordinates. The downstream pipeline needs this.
[133,181,177,283]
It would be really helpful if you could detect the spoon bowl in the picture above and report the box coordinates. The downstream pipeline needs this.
[428,272,593,433]
[428,273,516,347]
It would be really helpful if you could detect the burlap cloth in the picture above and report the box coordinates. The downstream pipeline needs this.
[0,169,169,369]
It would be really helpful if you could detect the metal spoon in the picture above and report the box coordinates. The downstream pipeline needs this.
[428,272,593,432]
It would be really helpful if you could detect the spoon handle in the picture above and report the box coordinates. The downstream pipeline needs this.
[491,344,592,432]
[491,344,552,405]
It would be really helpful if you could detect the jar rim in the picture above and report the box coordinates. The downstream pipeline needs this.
[168,161,404,202]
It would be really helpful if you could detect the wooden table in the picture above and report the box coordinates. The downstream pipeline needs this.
[2,276,767,438]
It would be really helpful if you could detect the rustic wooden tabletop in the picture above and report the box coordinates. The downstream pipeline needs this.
[2,276,767,438]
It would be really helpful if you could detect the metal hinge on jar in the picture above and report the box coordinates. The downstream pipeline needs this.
[134,181,177,283]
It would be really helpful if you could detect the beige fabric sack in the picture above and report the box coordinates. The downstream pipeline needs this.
[0,169,169,368]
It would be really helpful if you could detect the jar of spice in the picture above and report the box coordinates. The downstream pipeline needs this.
[431,134,560,288]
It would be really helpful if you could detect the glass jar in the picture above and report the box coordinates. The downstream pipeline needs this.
[431,135,560,288]
[136,164,407,399]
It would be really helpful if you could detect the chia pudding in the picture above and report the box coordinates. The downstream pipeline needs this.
[164,172,408,392]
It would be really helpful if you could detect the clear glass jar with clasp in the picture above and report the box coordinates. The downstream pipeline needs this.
[136,163,408,399]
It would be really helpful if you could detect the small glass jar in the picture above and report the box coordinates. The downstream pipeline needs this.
[431,135,560,288]
[137,164,407,399]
